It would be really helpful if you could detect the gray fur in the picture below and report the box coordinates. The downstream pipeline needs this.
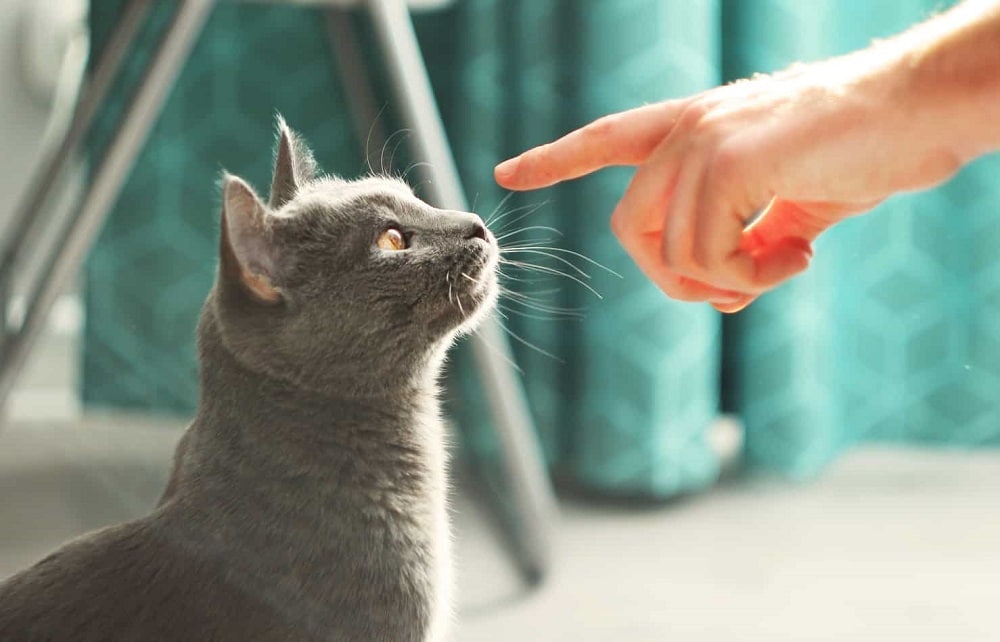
[0,118,497,642]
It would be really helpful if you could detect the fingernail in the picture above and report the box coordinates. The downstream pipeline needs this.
[494,157,520,180]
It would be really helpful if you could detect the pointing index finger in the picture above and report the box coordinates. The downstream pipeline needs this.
[494,101,684,191]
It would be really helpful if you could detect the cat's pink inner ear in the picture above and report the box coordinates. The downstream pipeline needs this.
[222,175,282,304]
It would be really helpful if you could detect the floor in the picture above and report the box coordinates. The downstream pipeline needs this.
[3,418,999,642]
[3,307,1000,641]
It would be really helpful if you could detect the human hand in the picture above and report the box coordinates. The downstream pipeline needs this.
[494,53,964,312]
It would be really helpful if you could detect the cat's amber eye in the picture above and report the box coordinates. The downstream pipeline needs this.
[377,227,408,251]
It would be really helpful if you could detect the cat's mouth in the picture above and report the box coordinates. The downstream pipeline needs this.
[440,235,499,328]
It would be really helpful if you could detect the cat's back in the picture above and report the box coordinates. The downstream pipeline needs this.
[0,516,321,642]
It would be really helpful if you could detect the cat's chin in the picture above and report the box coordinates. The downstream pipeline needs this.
[452,276,499,337]
[431,263,499,339]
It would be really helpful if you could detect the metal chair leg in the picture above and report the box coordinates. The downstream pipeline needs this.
[0,0,215,411]
[0,0,152,294]
[0,0,152,377]
[365,0,557,583]
[324,10,391,174]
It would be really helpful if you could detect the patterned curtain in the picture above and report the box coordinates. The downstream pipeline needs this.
[721,0,1000,477]
[84,0,998,500]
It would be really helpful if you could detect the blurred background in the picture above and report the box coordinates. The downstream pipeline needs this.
[2,0,999,640]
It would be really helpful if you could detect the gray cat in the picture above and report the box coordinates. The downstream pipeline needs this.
[0,118,498,642]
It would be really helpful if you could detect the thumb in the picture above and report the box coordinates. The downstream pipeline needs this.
[741,198,871,253]
[741,200,824,253]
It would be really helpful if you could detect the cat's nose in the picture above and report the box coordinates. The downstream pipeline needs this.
[465,218,488,241]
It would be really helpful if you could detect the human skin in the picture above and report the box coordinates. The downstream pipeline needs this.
[495,0,1000,312]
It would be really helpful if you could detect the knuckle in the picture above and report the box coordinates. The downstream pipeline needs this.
[675,100,712,133]
[586,115,618,140]
[673,256,700,279]
[662,230,695,275]
[658,235,677,268]
[525,144,556,182]
[584,116,621,164]
[706,143,743,185]
[688,246,711,273]
[664,243,697,280]
[692,237,730,275]
[528,143,550,167]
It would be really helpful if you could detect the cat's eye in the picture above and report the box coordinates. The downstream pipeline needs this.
[377,227,408,251]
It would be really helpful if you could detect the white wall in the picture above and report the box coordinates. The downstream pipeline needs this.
[0,0,87,422]
[0,0,51,233]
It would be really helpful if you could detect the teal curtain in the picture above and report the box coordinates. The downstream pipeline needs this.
[721,0,1000,478]
[435,0,723,497]
[84,0,999,500]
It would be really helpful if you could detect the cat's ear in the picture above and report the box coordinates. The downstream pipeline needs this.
[220,173,282,304]
[269,115,318,209]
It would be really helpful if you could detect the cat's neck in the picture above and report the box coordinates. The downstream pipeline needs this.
[203,301,446,418]
[150,296,454,639]
[167,306,448,502]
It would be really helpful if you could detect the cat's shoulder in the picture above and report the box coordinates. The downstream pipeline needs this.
[0,516,314,642]
[0,518,162,640]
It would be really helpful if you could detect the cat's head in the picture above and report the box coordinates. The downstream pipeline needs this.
[207,117,498,394]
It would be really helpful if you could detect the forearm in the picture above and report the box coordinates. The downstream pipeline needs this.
[890,0,1000,162]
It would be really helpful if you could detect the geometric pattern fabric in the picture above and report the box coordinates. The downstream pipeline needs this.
[722,0,1000,477]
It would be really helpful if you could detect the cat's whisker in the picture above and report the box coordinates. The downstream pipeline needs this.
[472,324,524,374]
[491,200,550,235]
[500,237,562,249]
[378,129,397,175]
[498,281,585,316]
[498,320,564,363]
[498,303,582,322]
[499,285,571,303]
[494,225,563,242]
[460,272,485,289]
[497,282,559,300]
[484,192,517,227]
[387,130,413,175]
[444,270,466,317]
[501,247,623,279]
[400,160,432,182]
[362,102,390,176]
[486,202,544,233]
[498,292,585,318]
[500,307,582,322]
[497,267,553,285]
[379,128,411,175]
[497,281,586,315]
[409,178,434,195]
[501,252,592,281]
[499,258,604,299]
